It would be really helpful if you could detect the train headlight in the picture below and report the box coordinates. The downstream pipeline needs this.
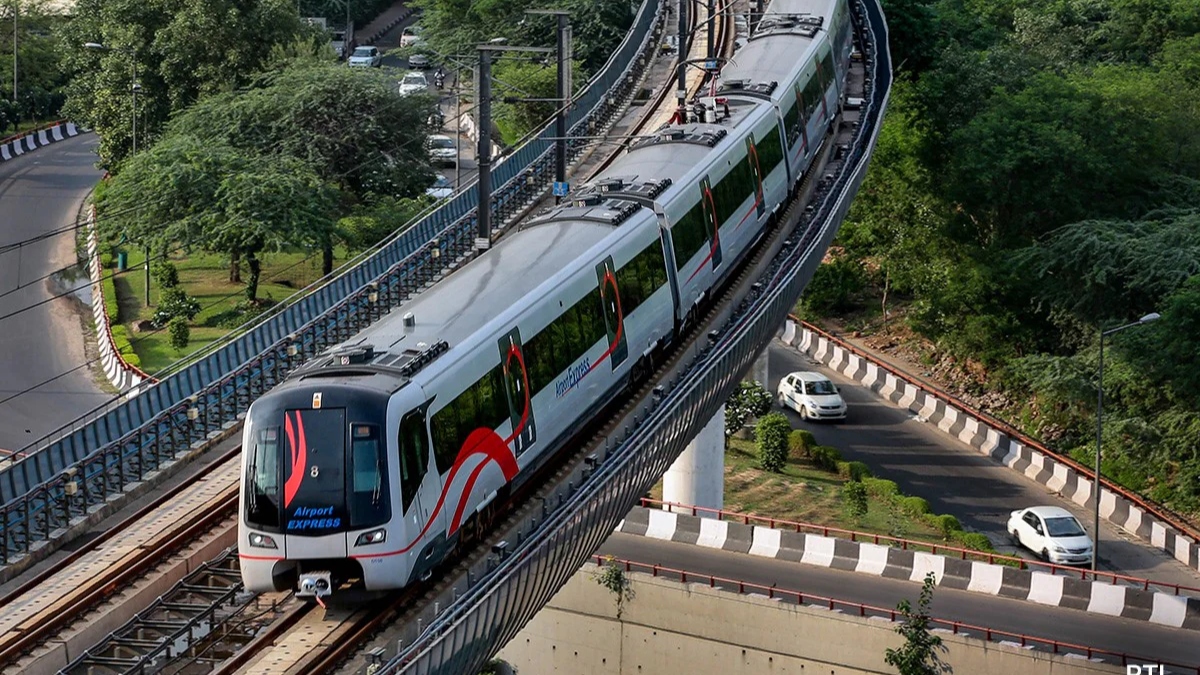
[248,532,277,549]
[355,528,387,546]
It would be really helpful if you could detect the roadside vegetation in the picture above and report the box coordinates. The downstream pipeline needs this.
[799,0,1200,519]
[654,384,998,555]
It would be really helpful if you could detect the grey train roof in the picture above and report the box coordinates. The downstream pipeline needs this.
[718,0,835,92]
[349,218,622,356]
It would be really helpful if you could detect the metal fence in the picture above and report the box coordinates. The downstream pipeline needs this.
[378,0,892,670]
[0,0,665,565]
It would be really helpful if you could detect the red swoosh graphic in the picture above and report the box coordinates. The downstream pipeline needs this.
[685,186,722,285]
[356,344,531,558]
[283,411,307,508]
[573,268,625,385]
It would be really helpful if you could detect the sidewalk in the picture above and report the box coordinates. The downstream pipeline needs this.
[358,1,415,47]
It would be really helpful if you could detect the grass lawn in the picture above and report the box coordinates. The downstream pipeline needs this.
[651,437,949,546]
[110,247,349,375]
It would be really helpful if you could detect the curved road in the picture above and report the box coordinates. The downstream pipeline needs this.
[0,135,109,453]
[765,340,1200,589]
[598,533,1196,665]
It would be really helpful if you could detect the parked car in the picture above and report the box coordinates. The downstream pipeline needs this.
[348,46,382,68]
[425,135,457,166]
[408,53,431,69]
[425,175,453,199]
[777,371,847,420]
[400,25,424,48]
[1007,506,1093,565]
[399,71,429,96]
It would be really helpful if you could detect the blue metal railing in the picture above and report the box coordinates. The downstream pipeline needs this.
[0,0,665,566]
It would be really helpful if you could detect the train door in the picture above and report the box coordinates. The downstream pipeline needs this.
[398,406,434,573]
[281,407,349,558]
[498,328,537,456]
[699,176,723,270]
[595,256,629,370]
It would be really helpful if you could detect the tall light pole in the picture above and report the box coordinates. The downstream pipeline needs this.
[1093,311,1160,571]
[12,0,16,107]
[474,39,553,251]
[85,41,150,306]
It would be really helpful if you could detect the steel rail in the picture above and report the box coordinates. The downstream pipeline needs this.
[0,485,238,667]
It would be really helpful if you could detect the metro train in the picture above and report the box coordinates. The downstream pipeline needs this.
[238,0,856,598]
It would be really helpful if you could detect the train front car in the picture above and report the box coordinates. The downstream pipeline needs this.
[238,366,416,599]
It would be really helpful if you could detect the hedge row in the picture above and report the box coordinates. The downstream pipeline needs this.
[98,253,141,369]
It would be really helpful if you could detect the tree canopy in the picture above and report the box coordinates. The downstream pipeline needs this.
[58,0,319,166]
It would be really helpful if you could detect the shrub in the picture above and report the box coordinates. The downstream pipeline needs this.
[755,412,791,472]
[153,287,201,326]
[847,461,871,481]
[843,481,868,520]
[863,477,899,499]
[899,496,930,516]
[101,273,120,324]
[836,460,851,478]
[726,381,774,435]
[929,514,962,540]
[953,531,995,553]
[153,261,179,289]
[788,429,816,457]
[168,316,191,351]
[810,445,842,472]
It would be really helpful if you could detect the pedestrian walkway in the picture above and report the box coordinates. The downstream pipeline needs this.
[358,1,415,48]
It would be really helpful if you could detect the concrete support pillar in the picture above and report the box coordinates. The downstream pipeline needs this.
[662,405,725,517]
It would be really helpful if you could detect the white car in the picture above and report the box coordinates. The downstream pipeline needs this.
[425,134,457,166]
[777,371,847,420]
[399,71,429,96]
[400,25,424,48]
[1007,506,1094,565]
[425,175,453,199]
[348,46,382,68]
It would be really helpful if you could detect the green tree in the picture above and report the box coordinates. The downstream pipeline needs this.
[58,0,318,166]
[94,134,338,302]
[884,572,945,675]
[1,0,69,122]
[755,412,791,473]
[724,380,773,436]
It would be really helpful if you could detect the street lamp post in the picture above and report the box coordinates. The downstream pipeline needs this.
[12,1,16,106]
[1093,311,1160,571]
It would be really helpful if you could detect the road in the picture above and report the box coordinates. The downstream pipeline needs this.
[0,135,109,453]
[598,532,1196,665]
[764,340,1200,589]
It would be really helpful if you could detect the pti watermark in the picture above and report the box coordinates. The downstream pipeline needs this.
[1127,667,1171,675]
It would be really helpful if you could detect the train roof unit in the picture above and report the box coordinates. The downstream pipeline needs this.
[717,0,837,104]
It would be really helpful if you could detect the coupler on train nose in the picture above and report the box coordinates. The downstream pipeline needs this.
[298,571,333,598]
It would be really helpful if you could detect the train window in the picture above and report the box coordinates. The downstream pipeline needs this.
[756,125,784,177]
[819,50,835,91]
[711,152,756,225]
[784,85,804,147]
[671,200,708,266]
[398,411,429,513]
[245,427,281,528]
[429,365,517,475]
[801,69,822,118]
[522,285,606,397]
[617,238,669,317]
[350,424,390,527]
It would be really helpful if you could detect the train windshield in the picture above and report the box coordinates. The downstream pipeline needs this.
[282,408,349,536]
[245,427,281,528]
[349,424,390,527]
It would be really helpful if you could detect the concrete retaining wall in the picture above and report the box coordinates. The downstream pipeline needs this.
[0,122,83,162]
[496,563,1123,675]
[780,319,1200,575]
[85,208,154,396]
[617,507,1200,630]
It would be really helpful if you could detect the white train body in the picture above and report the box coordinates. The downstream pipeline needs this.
[238,0,854,596]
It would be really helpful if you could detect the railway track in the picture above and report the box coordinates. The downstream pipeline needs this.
[0,446,241,674]
[9,3,742,673]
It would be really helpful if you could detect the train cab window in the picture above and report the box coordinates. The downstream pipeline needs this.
[349,424,389,527]
[801,70,822,118]
[245,427,281,529]
[398,411,429,513]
